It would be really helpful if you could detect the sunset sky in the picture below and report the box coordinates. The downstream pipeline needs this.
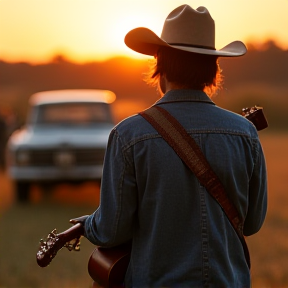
[1,0,288,64]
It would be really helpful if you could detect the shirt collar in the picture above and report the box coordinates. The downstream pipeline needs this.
[154,89,215,105]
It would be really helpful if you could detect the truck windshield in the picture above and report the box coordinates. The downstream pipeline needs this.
[34,102,113,126]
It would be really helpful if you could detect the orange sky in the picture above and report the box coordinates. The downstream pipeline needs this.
[0,0,287,64]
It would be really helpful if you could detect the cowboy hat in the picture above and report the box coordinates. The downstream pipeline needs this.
[124,5,247,57]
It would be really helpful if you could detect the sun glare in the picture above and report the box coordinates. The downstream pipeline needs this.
[103,11,163,60]
[0,0,288,63]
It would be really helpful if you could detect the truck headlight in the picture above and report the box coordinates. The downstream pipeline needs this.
[16,150,31,165]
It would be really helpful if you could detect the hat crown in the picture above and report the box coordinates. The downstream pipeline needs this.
[161,5,215,49]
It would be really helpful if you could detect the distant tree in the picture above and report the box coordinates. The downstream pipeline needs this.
[0,41,287,130]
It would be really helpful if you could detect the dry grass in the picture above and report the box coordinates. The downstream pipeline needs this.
[0,177,100,288]
[0,203,97,288]
[247,132,288,287]
[0,132,287,288]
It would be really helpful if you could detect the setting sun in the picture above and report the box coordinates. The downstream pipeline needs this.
[0,0,287,63]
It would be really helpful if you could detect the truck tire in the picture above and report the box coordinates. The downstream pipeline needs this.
[15,182,30,202]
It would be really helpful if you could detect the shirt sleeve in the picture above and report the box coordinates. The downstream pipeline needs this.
[83,127,138,246]
[243,138,268,236]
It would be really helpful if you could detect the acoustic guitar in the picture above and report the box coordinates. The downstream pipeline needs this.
[36,106,267,287]
[36,223,131,287]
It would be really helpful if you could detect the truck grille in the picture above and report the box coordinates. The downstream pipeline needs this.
[29,148,106,166]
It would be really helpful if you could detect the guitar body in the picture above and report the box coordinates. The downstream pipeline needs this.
[88,242,131,288]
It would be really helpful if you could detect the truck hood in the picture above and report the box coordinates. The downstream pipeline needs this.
[8,124,114,149]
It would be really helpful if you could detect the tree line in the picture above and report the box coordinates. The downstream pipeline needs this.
[0,40,287,131]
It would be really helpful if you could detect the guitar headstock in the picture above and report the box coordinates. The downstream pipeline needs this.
[36,229,62,267]
[242,106,268,131]
[36,223,84,268]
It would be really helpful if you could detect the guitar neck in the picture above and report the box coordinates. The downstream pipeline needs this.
[58,223,84,243]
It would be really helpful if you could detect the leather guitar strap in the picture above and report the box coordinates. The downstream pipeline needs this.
[140,105,251,268]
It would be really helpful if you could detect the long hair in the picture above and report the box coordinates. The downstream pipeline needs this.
[144,47,223,97]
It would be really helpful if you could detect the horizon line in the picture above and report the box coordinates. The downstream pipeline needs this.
[1,39,287,66]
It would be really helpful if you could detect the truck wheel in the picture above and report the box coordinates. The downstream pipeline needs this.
[15,182,30,202]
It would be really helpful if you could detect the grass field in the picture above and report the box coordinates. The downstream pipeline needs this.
[0,132,287,288]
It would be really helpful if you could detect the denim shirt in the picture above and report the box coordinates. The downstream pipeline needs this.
[84,90,267,288]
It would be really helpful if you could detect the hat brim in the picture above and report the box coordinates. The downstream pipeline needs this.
[125,27,247,57]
